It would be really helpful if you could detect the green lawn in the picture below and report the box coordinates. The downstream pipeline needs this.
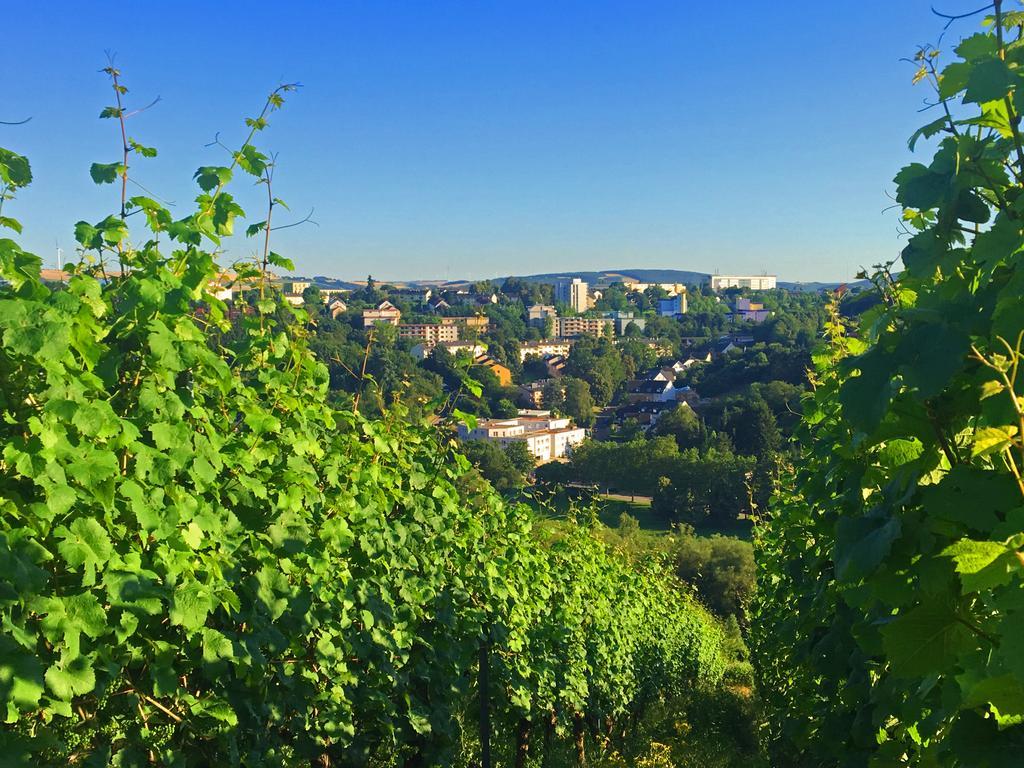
[515,488,668,531]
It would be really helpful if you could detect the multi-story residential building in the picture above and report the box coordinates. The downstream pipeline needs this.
[39,269,71,284]
[614,400,678,427]
[439,315,490,332]
[675,387,700,406]
[682,350,712,367]
[519,339,574,362]
[410,339,487,361]
[554,278,588,313]
[398,323,460,343]
[527,304,558,329]
[656,294,688,317]
[286,280,311,295]
[554,316,613,338]
[519,379,552,408]
[207,271,265,302]
[362,301,402,328]
[640,364,683,383]
[604,310,645,334]
[709,274,777,291]
[457,412,586,463]
[715,334,756,356]
[731,297,771,323]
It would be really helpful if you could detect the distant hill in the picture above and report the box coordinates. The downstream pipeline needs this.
[296,275,363,290]
[498,268,711,286]
[779,279,875,292]
[297,276,475,290]
[294,270,867,293]
[778,280,840,292]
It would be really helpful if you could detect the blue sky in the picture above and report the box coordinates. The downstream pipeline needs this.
[3,1,976,282]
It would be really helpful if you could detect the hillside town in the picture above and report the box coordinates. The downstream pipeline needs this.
[30,263,830,503]
[111,268,829,503]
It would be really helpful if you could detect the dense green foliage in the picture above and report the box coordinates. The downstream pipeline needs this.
[753,8,1024,764]
[542,415,777,528]
[0,73,730,766]
[460,439,532,490]
[671,535,755,625]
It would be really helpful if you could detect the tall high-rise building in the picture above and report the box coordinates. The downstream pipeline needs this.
[554,278,588,313]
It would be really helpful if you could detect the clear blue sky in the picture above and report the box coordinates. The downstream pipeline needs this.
[3,1,975,282]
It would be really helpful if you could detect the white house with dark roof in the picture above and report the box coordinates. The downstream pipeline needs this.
[626,378,678,404]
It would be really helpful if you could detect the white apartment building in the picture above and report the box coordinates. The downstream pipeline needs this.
[519,339,573,362]
[554,278,589,313]
[362,301,402,327]
[411,340,487,361]
[709,274,777,291]
[457,413,586,463]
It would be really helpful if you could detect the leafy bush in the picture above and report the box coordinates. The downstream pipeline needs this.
[673,536,755,623]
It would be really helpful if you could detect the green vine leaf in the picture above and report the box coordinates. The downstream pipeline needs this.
[89,162,125,185]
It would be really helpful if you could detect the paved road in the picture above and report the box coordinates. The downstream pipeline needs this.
[600,492,653,505]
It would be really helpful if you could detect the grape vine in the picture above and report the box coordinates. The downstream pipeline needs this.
[0,68,725,766]
[753,4,1024,765]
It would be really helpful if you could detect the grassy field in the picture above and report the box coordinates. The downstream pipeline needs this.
[515,488,664,528]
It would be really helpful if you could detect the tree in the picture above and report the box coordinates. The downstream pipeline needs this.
[302,284,323,306]
[494,398,519,418]
[562,377,595,427]
[721,396,781,458]
[541,379,564,411]
[673,534,756,623]
[650,448,754,527]
[750,380,803,435]
[566,336,628,406]
[461,439,525,490]
[504,441,535,476]
[653,404,702,450]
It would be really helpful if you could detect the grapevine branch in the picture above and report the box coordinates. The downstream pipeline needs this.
[198,82,301,222]
[931,3,994,30]
[993,1,1024,177]
[970,336,1024,497]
